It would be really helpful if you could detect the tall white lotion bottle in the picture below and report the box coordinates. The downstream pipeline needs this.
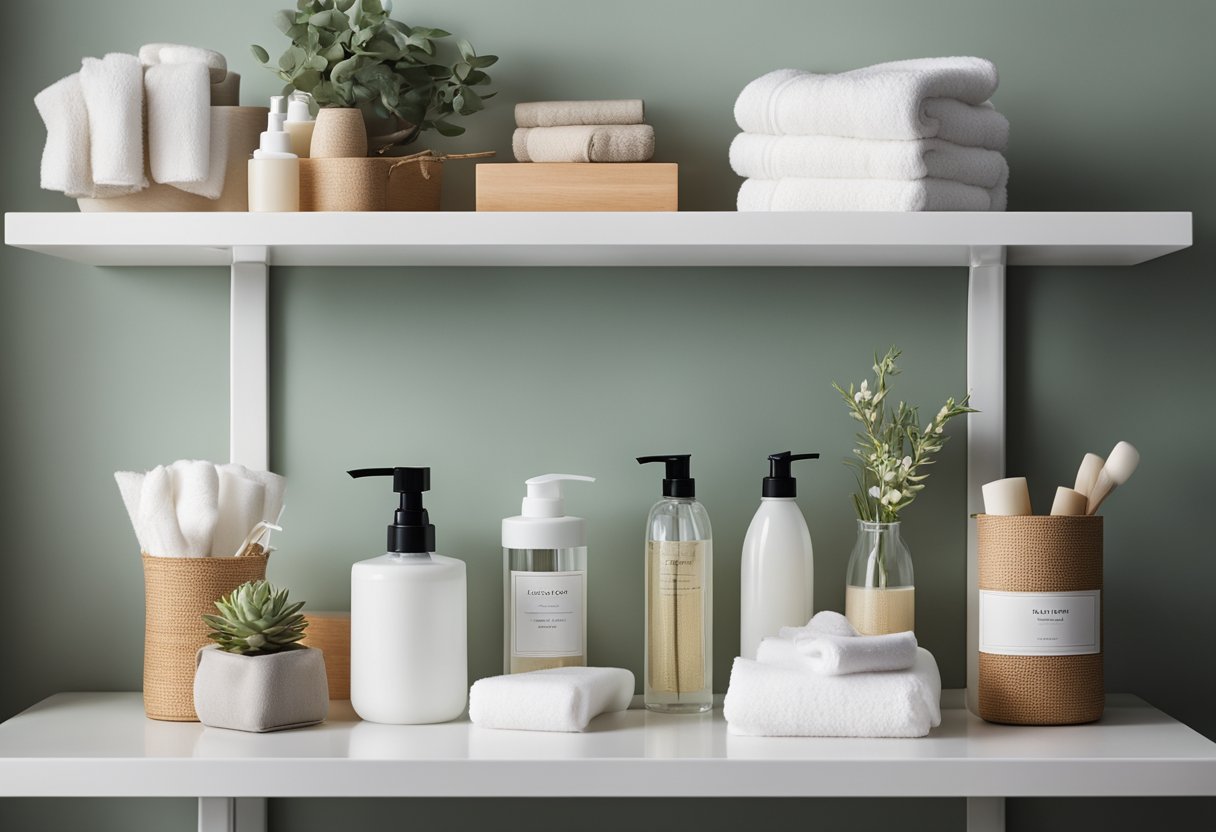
[247,95,299,212]
[502,473,595,674]
[740,451,818,659]
[348,467,467,724]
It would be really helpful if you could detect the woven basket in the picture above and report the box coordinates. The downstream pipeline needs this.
[142,552,269,721]
[299,154,443,211]
[977,515,1103,725]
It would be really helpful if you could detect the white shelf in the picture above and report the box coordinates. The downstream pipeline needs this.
[1,692,1213,799]
[3,211,1192,268]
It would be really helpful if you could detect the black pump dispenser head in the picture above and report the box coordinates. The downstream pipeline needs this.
[763,451,820,498]
[637,454,695,498]
[348,467,436,554]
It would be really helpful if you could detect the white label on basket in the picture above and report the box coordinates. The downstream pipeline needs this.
[979,590,1100,656]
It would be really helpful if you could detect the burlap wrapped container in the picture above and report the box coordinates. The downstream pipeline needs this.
[299,155,443,211]
[142,551,269,721]
[977,515,1103,725]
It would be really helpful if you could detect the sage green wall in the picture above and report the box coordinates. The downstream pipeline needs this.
[1,0,1212,829]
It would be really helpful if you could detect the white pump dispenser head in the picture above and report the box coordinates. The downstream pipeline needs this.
[286,92,314,124]
[254,95,295,159]
[503,474,595,549]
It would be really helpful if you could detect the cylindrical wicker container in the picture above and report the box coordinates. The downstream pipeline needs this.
[300,611,351,700]
[299,156,443,211]
[142,552,269,721]
[311,107,369,159]
[977,514,1103,725]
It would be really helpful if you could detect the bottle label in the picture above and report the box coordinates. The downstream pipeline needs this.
[979,589,1100,656]
[510,571,584,657]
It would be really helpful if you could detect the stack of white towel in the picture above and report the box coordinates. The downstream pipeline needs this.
[35,44,233,200]
[731,57,1009,212]
[723,611,942,737]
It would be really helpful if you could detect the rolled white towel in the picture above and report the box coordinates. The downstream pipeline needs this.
[79,53,146,190]
[145,62,212,192]
[758,631,919,675]
[739,172,1006,212]
[729,133,1007,189]
[139,465,189,557]
[469,667,635,732]
[735,59,1008,150]
[212,468,266,557]
[139,42,227,83]
[170,460,220,558]
[114,470,147,551]
[723,648,942,737]
[34,74,138,199]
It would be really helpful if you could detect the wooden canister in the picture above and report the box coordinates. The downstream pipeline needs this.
[310,108,368,159]
[977,515,1103,725]
[300,611,351,700]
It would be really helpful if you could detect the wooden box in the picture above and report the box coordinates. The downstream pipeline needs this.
[476,163,678,211]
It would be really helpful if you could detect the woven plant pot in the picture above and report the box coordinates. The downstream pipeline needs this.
[977,515,1103,725]
[299,155,443,211]
[194,645,328,732]
[77,106,267,213]
[142,552,269,721]
[311,107,369,159]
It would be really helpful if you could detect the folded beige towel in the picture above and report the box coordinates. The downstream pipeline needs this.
[515,99,644,128]
[513,124,655,163]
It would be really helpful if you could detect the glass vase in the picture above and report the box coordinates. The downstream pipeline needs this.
[844,520,915,635]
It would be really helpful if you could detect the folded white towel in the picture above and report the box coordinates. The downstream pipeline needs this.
[212,469,266,557]
[145,62,212,192]
[779,610,859,640]
[739,172,1007,212]
[723,648,942,737]
[170,460,220,558]
[758,631,919,675]
[512,124,655,163]
[113,470,147,551]
[469,667,635,732]
[79,53,146,190]
[34,74,138,199]
[735,59,1008,150]
[139,465,189,557]
[139,42,228,83]
[729,133,1007,189]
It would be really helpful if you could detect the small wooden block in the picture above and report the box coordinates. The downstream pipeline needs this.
[476,163,678,212]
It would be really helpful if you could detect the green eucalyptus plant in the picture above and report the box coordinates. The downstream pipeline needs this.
[252,0,497,149]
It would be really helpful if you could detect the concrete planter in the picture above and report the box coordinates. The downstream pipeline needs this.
[194,645,328,732]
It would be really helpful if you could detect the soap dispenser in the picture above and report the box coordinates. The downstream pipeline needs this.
[502,473,595,674]
[348,467,466,725]
[740,451,819,660]
[637,455,712,714]
[284,92,315,158]
[247,95,299,212]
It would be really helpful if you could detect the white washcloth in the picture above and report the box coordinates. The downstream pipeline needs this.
[144,62,212,192]
[723,648,942,737]
[735,59,1008,150]
[169,460,219,558]
[469,667,635,732]
[139,465,189,556]
[212,469,266,557]
[738,172,1007,212]
[139,43,228,83]
[758,631,919,676]
[79,53,146,190]
[779,610,859,640]
[34,74,136,199]
[729,133,1007,189]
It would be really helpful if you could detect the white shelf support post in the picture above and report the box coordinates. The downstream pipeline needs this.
[966,797,1006,832]
[197,797,266,832]
[965,244,1006,716]
[230,247,270,471]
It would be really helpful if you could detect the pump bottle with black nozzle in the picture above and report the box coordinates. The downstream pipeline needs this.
[348,467,466,725]
[637,455,713,714]
[502,474,595,674]
[740,451,819,660]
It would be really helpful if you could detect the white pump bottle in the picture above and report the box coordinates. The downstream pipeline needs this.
[740,452,818,660]
[502,474,595,674]
[248,95,299,212]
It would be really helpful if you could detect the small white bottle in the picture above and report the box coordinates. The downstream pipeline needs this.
[248,95,299,212]
[348,467,466,725]
[502,474,595,674]
[284,92,315,158]
[740,451,818,660]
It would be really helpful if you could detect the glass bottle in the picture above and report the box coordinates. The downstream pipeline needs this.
[844,520,915,635]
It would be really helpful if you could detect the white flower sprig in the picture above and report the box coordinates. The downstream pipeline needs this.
[833,347,976,523]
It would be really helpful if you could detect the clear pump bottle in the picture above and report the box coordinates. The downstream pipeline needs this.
[637,455,713,714]
[502,474,595,674]
[348,467,466,725]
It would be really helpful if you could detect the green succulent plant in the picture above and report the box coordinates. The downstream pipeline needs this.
[252,0,497,149]
[203,580,308,655]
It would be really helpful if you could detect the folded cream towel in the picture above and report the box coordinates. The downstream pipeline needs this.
[139,42,228,83]
[469,667,635,732]
[738,172,1007,212]
[512,124,655,163]
[145,62,213,192]
[758,631,919,675]
[735,59,1008,150]
[723,648,942,737]
[79,53,146,190]
[729,133,1007,189]
[515,99,644,128]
